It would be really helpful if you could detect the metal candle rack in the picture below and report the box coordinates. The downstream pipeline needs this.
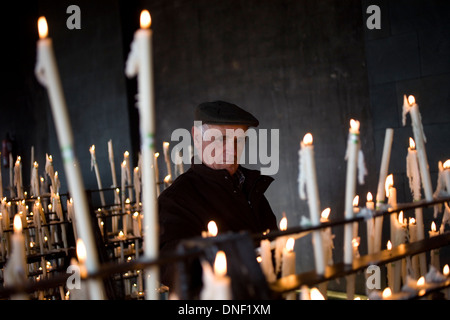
[0,189,449,300]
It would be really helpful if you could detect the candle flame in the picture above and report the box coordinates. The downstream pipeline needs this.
[431,221,437,232]
[350,119,360,131]
[38,16,48,39]
[164,174,171,183]
[409,217,416,225]
[302,133,313,145]
[13,214,22,233]
[443,264,449,276]
[140,10,151,29]
[310,288,325,300]
[90,145,95,153]
[409,137,416,150]
[443,160,450,170]
[34,161,39,168]
[321,208,331,220]
[124,151,129,157]
[352,237,360,248]
[353,195,359,207]
[134,167,139,173]
[408,95,415,106]
[398,211,403,225]
[163,141,170,149]
[366,192,373,202]
[385,174,393,198]
[214,250,227,277]
[207,220,218,237]
[279,216,287,231]
[286,237,295,252]
[154,152,160,158]
[76,239,87,264]
[382,287,392,299]
[417,276,425,286]
[121,160,127,168]
[387,240,392,250]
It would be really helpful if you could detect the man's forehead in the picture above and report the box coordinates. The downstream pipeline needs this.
[205,124,248,134]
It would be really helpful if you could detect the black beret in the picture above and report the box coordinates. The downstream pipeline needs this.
[194,101,259,127]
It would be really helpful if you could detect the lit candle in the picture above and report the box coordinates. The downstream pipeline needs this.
[3,214,28,299]
[163,142,173,180]
[366,192,375,254]
[402,95,433,201]
[259,238,276,283]
[35,17,104,299]
[125,10,159,299]
[121,160,127,209]
[320,208,334,266]
[89,145,106,207]
[374,128,394,253]
[134,167,141,205]
[385,174,398,241]
[123,151,133,202]
[386,240,393,291]
[30,161,40,197]
[344,120,360,265]
[202,220,218,237]
[429,221,440,270]
[14,156,24,199]
[443,160,450,192]
[200,250,232,300]
[281,238,297,300]
[275,215,288,274]
[154,152,160,196]
[299,133,325,274]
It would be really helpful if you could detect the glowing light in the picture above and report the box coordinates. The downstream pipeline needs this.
[387,240,392,250]
[286,238,295,252]
[38,16,48,39]
[310,288,325,300]
[443,160,450,170]
[13,214,22,233]
[366,192,373,202]
[207,220,218,237]
[76,239,87,264]
[353,195,359,207]
[321,208,331,221]
[279,216,287,231]
[409,137,416,150]
[443,264,449,276]
[140,10,151,29]
[214,250,227,277]
[408,95,415,106]
[303,133,313,145]
[382,287,392,299]
[431,221,437,232]
[385,174,393,198]
[350,119,360,131]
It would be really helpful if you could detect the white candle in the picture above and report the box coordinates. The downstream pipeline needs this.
[299,133,325,274]
[123,151,134,202]
[402,95,433,201]
[275,215,287,274]
[163,142,173,180]
[30,161,40,197]
[320,208,334,266]
[89,145,106,207]
[200,250,232,300]
[374,128,394,252]
[108,140,119,201]
[134,167,141,205]
[443,160,450,192]
[429,221,440,270]
[154,152,160,197]
[259,239,276,283]
[14,156,24,199]
[45,154,56,193]
[281,238,296,300]
[406,138,427,275]
[366,192,375,254]
[3,214,28,299]
[35,17,104,299]
[125,10,159,299]
[344,120,360,265]
[385,174,399,242]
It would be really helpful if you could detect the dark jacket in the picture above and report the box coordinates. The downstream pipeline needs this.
[158,162,278,288]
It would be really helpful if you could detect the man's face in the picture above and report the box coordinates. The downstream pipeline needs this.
[192,123,248,175]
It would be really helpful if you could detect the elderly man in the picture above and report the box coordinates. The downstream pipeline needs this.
[158,100,278,290]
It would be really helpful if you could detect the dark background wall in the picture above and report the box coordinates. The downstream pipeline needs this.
[1,0,449,293]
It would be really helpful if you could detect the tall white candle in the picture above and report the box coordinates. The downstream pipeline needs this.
[344,120,360,265]
[282,238,297,300]
[35,17,105,299]
[9,153,15,198]
[134,167,141,205]
[429,221,440,270]
[107,140,119,197]
[299,133,325,275]
[154,152,160,197]
[374,128,394,252]
[90,145,106,207]
[406,137,427,276]
[125,10,159,300]
[45,154,56,193]
[30,161,40,197]
[366,192,375,254]
[402,95,433,201]
[443,160,450,192]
